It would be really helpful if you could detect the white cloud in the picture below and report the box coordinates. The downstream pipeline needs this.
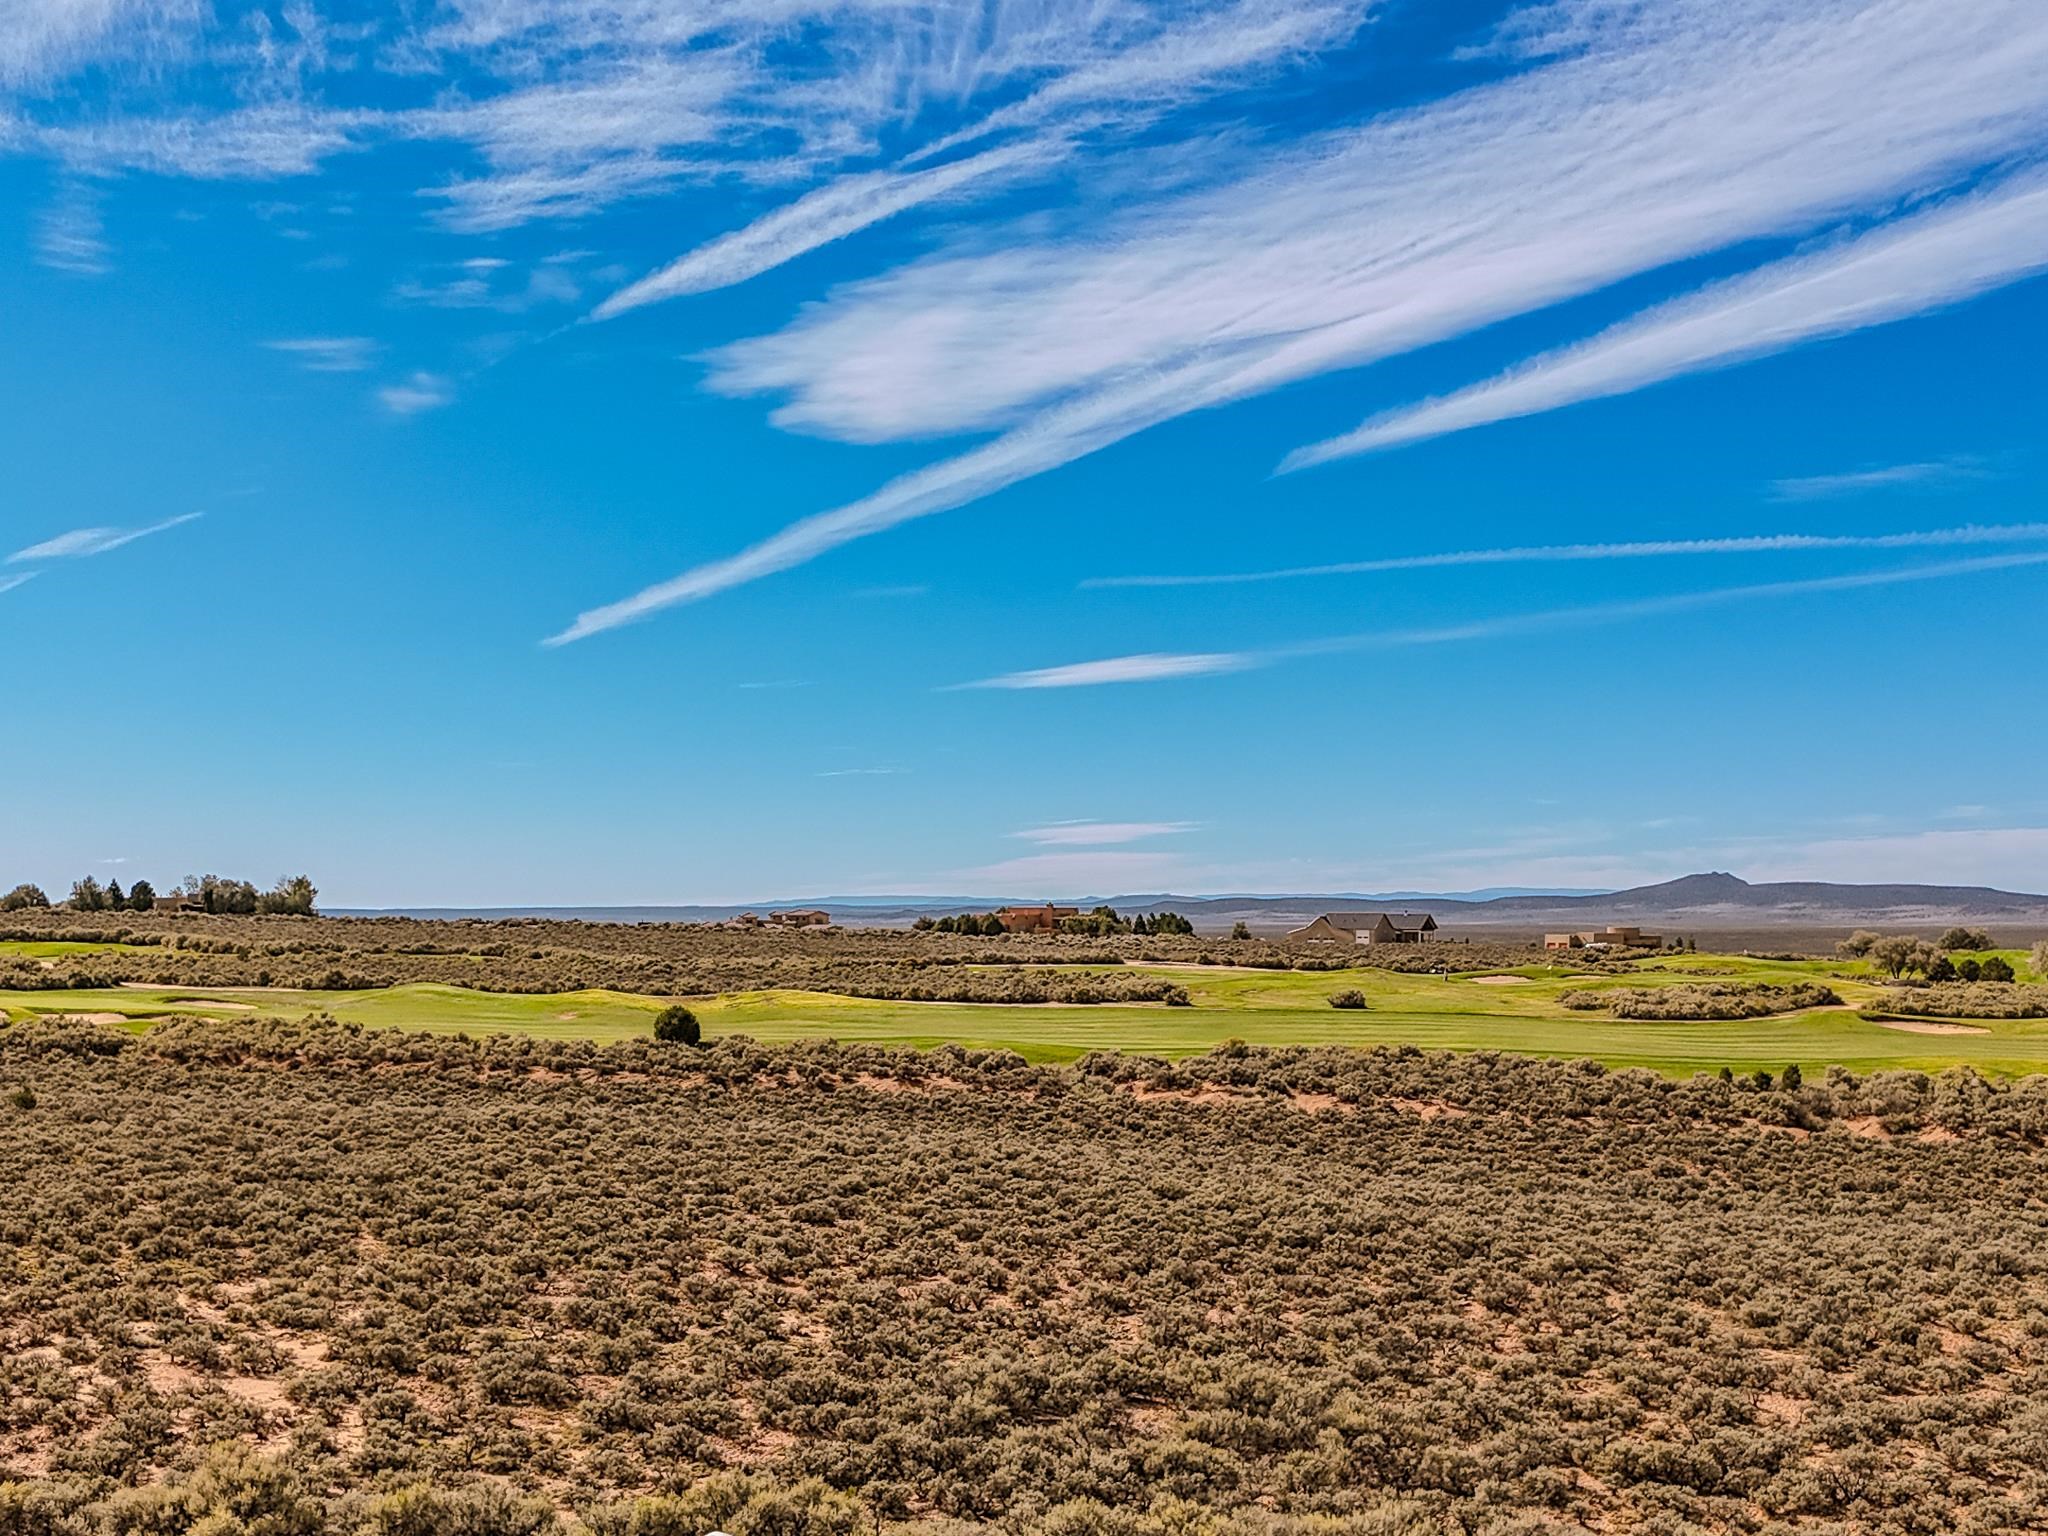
[39,104,374,179]
[0,573,38,595]
[9,511,201,563]
[1767,458,1990,501]
[815,766,908,777]
[0,0,203,88]
[852,583,928,599]
[1084,522,2048,589]
[905,0,1363,165]
[263,336,380,372]
[1012,821,1198,846]
[377,372,454,415]
[1740,826,2048,892]
[395,259,583,311]
[33,179,109,274]
[965,551,2048,688]
[951,849,1188,893]
[962,651,1252,690]
[554,0,2048,634]
[594,141,1054,316]
[587,0,1363,314]
[1285,171,2048,468]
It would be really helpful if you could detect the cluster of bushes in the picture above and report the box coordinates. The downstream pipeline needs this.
[834,969,1193,1005]
[0,1450,866,1536]
[4,1017,2048,1534]
[1559,982,1841,1019]
[913,911,1011,935]
[1867,984,2048,1020]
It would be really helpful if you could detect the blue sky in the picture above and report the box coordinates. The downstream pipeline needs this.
[5,0,2048,906]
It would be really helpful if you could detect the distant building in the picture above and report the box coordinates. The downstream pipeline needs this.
[1287,911,1439,945]
[1546,925,1663,950]
[768,909,830,928]
[996,903,1079,933]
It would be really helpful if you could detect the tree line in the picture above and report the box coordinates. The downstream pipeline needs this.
[1838,927,2024,982]
[911,904,1196,936]
[1,873,317,916]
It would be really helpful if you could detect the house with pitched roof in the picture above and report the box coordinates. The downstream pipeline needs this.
[1287,911,1439,945]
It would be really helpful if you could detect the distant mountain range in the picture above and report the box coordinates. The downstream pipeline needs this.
[1157,873,2048,932]
[338,872,2048,933]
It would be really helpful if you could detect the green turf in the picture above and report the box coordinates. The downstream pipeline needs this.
[0,940,130,960]
[5,952,2047,1076]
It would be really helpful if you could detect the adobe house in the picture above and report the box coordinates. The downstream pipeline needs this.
[768,909,831,927]
[1287,911,1439,945]
[1580,925,1663,948]
[996,903,1080,933]
[1548,926,1663,949]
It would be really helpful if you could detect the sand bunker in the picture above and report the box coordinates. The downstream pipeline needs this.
[48,1012,131,1025]
[1470,974,1531,986]
[1870,1019,1990,1035]
[164,999,258,1013]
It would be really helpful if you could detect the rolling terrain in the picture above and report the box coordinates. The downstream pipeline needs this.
[7,944,2046,1076]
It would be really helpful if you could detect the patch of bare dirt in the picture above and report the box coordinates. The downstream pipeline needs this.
[1391,1098,1469,1121]
[1125,1083,1245,1107]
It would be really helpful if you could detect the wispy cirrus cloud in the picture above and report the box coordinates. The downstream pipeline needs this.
[1012,821,1199,846]
[0,0,203,90]
[376,372,453,415]
[262,336,380,373]
[9,512,202,564]
[963,652,1252,690]
[1767,458,1992,502]
[964,552,2048,688]
[34,179,110,274]
[951,849,1188,892]
[588,0,1362,315]
[1083,522,2048,589]
[553,0,2048,638]
[0,573,38,596]
[815,766,908,778]
[593,140,1055,317]
[1283,171,2048,469]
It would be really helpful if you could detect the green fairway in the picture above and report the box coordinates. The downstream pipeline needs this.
[4,950,2047,1076]
[0,940,130,961]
